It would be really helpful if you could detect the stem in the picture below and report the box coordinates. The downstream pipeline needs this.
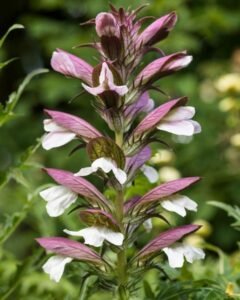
[115,131,124,147]
[115,131,129,300]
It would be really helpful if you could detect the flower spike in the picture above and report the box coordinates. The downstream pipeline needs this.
[38,4,205,293]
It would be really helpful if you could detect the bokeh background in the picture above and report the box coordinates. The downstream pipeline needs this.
[0,0,240,299]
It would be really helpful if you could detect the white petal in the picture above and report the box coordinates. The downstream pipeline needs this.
[163,106,195,122]
[39,186,78,217]
[162,247,185,268]
[82,83,105,96]
[44,119,66,132]
[157,120,196,136]
[112,167,127,184]
[64,227,105,247]
[161,199,187,217]
[43,255,72,283]
[42,132,76,150]
[64,226,124,247]
[74,166,95,177]
[99,62,114,85]
[109,82,128,96]
[182,245,205,263]
[143,219,152,232]
[161,195,197,217]
[141,165,159,183]
[190,120,202,134]
[92,157,114,173]
[101,227,124,246]
[177,195,198,212]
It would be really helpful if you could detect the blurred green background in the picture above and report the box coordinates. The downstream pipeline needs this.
[0,0,240,299]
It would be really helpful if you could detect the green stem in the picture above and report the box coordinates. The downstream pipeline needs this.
[115,131,129,300]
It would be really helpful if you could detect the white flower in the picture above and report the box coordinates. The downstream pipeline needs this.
[82,62,128,96]
[75,157,127,184]
[42,119,76,150]
[161,194,197,217]
[162,244,205,268]
[140,164,159,183]
[43,255,73,283]
[157,106,201,136]
[64,226,124,247]
[39,185,78,217]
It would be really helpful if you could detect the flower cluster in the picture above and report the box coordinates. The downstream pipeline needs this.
[37,4,204,297]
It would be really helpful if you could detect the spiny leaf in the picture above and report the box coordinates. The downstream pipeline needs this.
[0,57,18,70]
[209,201,240,230]
[0,24,24,48]
[0,68,48,127]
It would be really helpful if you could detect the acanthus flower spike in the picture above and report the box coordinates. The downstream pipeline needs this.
[37,4,205,295]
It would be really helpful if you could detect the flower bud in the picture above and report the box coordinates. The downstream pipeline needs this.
[95,12,120,37]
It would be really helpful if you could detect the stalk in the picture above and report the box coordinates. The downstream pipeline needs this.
[115,131,129,300]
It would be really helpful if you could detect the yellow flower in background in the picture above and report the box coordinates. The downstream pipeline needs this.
[159,166,181,182]
[193,219,212,237]
[215,73,240,94]
[218,97,236,112]
[230,133,240,147]
[150,149,175,164]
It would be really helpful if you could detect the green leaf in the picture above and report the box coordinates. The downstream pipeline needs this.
[143,280,155,299]
[0,24,24,48]
[0,57,18,70]
[0,139,41,190]
[0,202,32,245]
[87,137,125,169]
[0,68,48,127]
[208,201,240,231]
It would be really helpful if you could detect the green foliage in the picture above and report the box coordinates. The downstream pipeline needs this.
[0,69,48,127]
[209,201,240,231]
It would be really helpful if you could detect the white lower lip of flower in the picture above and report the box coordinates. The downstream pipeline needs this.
[43,255,73,283]
[161,194,197,217]
[157,120,198,136]
[39,185,78,217]
[75,157,127,184]
[64,226,124,247]
[140,165,159,183]
[157,106,201,136]
[42,132,76,150]
[163,107,195,122]
[42,119,76,150]
[162,244,205,268]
